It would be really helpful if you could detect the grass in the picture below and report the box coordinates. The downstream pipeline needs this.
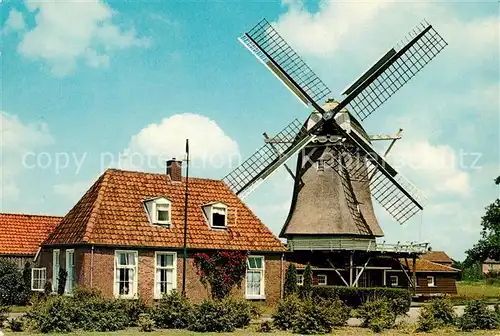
[3,326,500,336]
[455,281,500,301]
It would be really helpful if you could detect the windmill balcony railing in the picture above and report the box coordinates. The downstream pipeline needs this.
[288,239,429,254]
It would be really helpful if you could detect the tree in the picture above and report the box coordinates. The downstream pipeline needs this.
[283,263,298,297]
[465,176,500,265]
[57,268,67,295]
[303,263,313,298]
[0,258,28,305]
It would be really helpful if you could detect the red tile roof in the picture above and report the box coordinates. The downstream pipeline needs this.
[44,169,285,252]
[0,213,61,255]
[402,259,459,273]
[420,251,453,264]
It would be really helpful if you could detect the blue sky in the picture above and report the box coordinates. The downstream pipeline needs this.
[1,0,498,260]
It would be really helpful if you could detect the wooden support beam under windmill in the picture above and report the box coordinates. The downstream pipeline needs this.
[263,132,296,180]
[326,256,349,286]
[352,257,372,287]
[369,128,403,157]
[399,257,415,290]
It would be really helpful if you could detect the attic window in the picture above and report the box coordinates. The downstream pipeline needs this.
[144,197,172,226]
[202,202,228,229]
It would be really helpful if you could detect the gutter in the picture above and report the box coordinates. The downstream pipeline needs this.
[90,245,94,288]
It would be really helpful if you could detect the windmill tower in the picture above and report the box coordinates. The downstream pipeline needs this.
[223,19,447,288]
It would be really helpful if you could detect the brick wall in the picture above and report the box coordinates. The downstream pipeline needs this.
[38,246,284,305]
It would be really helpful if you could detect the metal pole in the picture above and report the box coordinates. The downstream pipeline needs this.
[412,255,417,295]
[182,139,190,296]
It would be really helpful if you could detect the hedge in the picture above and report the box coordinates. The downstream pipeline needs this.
[300,286,412,310]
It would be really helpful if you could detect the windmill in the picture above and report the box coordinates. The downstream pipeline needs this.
[223,18,447,287]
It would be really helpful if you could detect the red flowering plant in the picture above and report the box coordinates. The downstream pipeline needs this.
[193,250,248,299]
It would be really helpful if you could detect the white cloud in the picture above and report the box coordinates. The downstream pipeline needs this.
[3,9,26,32]
[53,179,94,201]
[0,112,53,202]
[13,0,150,76]
[117,113,240,172]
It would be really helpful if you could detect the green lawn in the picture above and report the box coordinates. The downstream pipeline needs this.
[3,327,500,335]
[455,281,500,301]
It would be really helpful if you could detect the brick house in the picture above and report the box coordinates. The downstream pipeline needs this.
[34,162,286,304]
[0,213,61,269]
[482,258,500,274]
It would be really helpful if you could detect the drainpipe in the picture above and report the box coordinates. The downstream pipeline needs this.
[90,245,94,288]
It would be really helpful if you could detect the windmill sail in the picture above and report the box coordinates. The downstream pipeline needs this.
[343,21,447,121]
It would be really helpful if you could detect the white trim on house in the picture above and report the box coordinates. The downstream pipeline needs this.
[202,202,228,229]
[390,275,399,287]
[154,251,177,299]
[65,249,75,294]
[427,275,436,287]
[245,255,265,300]
[31,268,46,291]
[297,274,304,286]
[52,249,60,292]
[114,250,138,299]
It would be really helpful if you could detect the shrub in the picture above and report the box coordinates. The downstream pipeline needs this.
[26,295,74,333]
[272,294,302,330]
[357,299,396,332]
[43,281,52,296]
[57,268,67,295]
[257,320,273,332]
[0,258,28,305]
[115,297,147,326]
[303,264,313,299]
[457,300,500,331]
[152,290,192,329]
[72,295,128,331]
[138,313,155,332]
[0,305,10,326]
[284,263,298,298]
[302,285,412,312]
[73,286,102,300]
[292,300,334,335]
[7,316,24,332]
[417,298,456,332]
[188,299,235,332]
[320,298,350,327]
[223,297,255,328]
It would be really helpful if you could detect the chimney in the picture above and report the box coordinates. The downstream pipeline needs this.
[166,158,182,182]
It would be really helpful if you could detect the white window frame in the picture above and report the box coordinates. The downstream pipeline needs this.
[153,200,171,225]
[65,249,75,294]
[390,275,399,287]
[154,252,177,299]
[211,204,227,228]
[31,268,46,291]
[427,276,436,287]
[245,255,265,299]
[114,250,138,299]
[317,274,327,286]
[297,274,304,286]
[52,249,60,292]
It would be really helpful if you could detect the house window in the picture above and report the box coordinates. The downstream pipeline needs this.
[212,206,227,228]
[155,202,171,224]
[427,276,435,287]
[31,268,46,291]
[297,274,304,286]
[114,251,138,298]
[65,250,75,294]
[390,275,399,287]
[246,256,265,299]
[317,274,327,286]
[155,252,177,299]
[52,249,60,292]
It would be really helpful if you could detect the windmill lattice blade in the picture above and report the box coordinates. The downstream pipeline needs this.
[346,21,447,121]
[342,133,426,224]
[223,119,308,196]
[240,19,331,107]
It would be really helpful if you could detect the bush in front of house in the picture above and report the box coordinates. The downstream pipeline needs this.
[25,295,74,333]
[114,297,148,327]
[7,316,24,332]
[138,313,155,332]
[0,305,10,327]
[417,298,456,332]
[187,297,255,332]
[0,258,29,305]
[283,263,298,297]
[151,290,192,329]
[357,298,397,332]
[302,285,412,313]
[272,295,350,334]
[56,268,67,295]
[457,300,499,331]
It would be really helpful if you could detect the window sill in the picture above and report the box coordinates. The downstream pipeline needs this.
[246,295,266,300]
[428,285,437,287]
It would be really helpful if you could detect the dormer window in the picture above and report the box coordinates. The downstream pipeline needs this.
[202,202,228,229]
[144,197,172,226]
